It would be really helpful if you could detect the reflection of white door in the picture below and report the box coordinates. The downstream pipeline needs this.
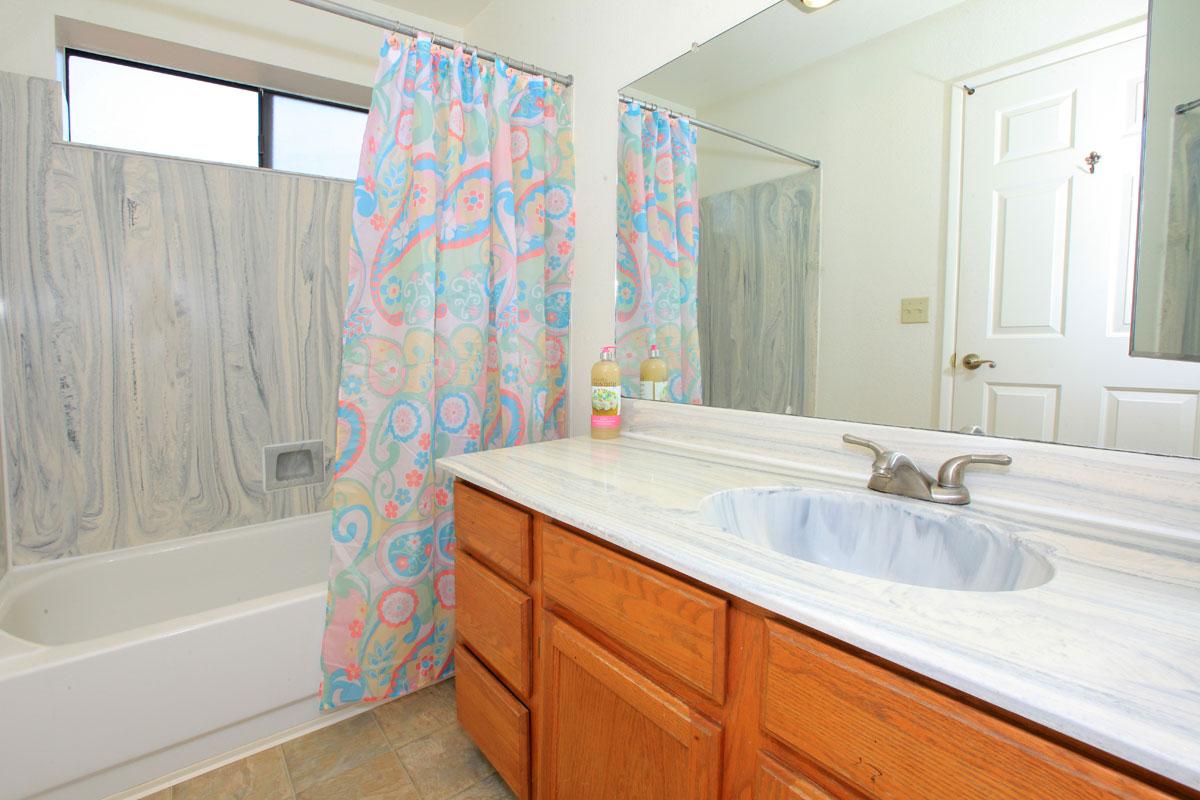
[952,35,1200,457]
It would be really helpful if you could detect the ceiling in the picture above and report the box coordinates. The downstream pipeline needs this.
[627,0,970,110]
[371,0,495,28]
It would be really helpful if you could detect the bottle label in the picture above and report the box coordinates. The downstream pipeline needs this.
[591,385,621,416]
[639,380,668,401]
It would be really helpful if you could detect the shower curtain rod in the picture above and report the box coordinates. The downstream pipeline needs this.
[288,0,573,87]
[619,94,820,169]
[1177,98,1200,115]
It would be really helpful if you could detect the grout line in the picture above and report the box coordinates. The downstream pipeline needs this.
[276,745,298,800]
[390,736,425,799]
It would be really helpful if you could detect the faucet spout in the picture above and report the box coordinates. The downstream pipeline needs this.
[843,433,1011,505]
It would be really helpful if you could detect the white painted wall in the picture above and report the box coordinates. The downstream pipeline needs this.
[0,0,459,96]
[463,0,778,436]
[692,0,1146,428]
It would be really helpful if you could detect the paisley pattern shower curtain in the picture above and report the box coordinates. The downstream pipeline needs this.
[320,34,574,709]
[615,101,702,403]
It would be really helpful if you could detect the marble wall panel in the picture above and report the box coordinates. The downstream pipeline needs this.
[698,169,820,416]
[0,73,352,563]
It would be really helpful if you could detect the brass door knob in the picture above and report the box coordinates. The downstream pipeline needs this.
[962,353,996,370]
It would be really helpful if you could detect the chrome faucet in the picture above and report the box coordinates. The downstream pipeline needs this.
[842,434,1011,505]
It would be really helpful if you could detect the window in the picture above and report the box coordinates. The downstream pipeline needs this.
[65,50,367,180]
[265,94,366,180]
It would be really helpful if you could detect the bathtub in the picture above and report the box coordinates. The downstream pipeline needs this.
[0,512,333,800]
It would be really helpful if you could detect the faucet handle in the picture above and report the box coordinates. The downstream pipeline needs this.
[937,453,1012,488]
[842,434,888,460]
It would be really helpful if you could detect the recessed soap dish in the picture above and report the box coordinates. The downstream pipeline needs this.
[263,440,325,491]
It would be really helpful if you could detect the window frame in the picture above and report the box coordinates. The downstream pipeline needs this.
[63,48,368,175]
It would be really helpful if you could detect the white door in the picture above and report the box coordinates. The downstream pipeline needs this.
[953,35,1200,457]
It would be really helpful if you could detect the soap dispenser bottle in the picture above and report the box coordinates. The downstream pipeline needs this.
[591,345,622,439]
[639,344,668,401]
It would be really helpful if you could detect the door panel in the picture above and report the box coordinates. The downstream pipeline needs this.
[1101,388,1200,456]
[540,613,721,800]
[985,383,1061,441]
[991,180,1071,335]
[997,92,1075,161]
[953,34,1200,456]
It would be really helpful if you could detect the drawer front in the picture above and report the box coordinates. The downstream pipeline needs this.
[762,621,1171,800]
[541,522,727,702]
[456,645,531,800]
[456,482,532,586]
[457,550,532,697]
[754,752,837,800]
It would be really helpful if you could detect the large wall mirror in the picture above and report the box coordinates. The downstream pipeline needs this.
[614,0,1200,458]
[1132,0,1200,362]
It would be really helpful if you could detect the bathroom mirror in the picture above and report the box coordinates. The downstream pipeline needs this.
[1131,0,1200,362]
[615,0,1200,458]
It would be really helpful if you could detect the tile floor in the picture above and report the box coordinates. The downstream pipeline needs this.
[146,679,514,800]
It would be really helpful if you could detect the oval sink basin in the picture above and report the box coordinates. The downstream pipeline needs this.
[700,487,1053,592]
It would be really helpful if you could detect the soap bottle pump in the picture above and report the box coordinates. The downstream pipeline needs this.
[590,345,622,440]
[639,344,668,401]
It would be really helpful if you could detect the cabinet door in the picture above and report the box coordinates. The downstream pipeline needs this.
[754,752,838,800]
[541,614,721,800]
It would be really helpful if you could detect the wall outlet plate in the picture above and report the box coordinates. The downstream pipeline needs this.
[263,440,326,491]
[900,296,930,324]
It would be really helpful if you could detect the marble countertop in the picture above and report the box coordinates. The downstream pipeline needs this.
[441,434,1200,790]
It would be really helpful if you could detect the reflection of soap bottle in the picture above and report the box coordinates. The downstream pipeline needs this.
[591,345,621,439]
[639,344,668,401]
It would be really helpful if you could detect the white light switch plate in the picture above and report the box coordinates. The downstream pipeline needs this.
[901,296,930,324]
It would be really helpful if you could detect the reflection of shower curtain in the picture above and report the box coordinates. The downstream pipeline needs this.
[699,171,820,415]
[615,101,702,402]
[320,34,575,709]
[1162,111,1200,356]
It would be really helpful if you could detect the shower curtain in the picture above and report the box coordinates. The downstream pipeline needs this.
[615,101,702,403]
[320,34,574,709]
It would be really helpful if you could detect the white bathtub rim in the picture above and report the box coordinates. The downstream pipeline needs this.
[0,578,327,672]
[0,509,333,656]
[3,509,333,579]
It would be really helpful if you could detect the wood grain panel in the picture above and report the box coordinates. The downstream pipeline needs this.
[541,613,720,800]
[541,522,726,702]
[754,752,837,800]
[457,549,532,698]
[762,620,1173,800]
[456,482,532,586]
[455,644,531,800]
[0,73,351,563]
[698,170,819,417]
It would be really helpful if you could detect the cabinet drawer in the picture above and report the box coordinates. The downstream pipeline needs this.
[762,621,1171,800]
[456,482,532,586]
[457,550,532,698]
[541,522,727,702]
[455,645,531,800]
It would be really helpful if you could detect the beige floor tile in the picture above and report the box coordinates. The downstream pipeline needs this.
[140,790,174,800]
[395,725,495,800]
[294,751,419,800]
[281,712,392,793]
[373,679,458,749]
[447,774,517,800]
[171,748,292,800]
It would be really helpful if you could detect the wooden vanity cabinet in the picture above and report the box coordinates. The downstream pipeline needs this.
[452,480,1191,800]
